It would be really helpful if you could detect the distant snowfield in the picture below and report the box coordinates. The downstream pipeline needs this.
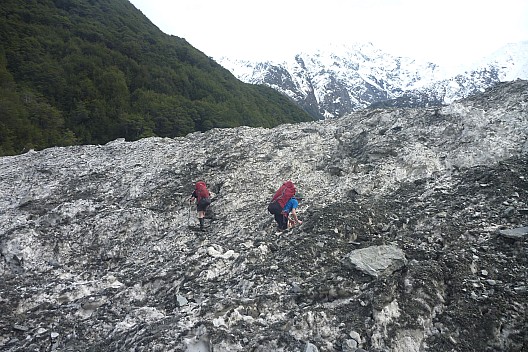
[217,41,528,119]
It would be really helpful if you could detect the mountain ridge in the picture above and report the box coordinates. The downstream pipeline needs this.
[0,0,313,156]
[217,41,528,119]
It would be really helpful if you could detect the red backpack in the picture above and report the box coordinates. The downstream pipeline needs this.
[195,181,210,202]
[270,181,296,208]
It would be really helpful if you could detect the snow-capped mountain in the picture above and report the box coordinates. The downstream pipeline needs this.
[217,41,528,119]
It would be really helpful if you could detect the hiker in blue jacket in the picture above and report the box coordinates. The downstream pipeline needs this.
[277,193,303,233]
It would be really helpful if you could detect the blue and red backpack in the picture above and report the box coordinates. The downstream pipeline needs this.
[268,181,296,214]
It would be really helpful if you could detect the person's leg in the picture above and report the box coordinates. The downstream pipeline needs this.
[274,212,283,229]
[278,213,288,230]
[197,210,204,229]
[270,202,285,230]
[197,198,210,230]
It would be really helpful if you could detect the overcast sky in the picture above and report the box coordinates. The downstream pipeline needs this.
[128,0,528,68]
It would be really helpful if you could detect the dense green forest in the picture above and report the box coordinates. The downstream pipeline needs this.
[0,0,313,156]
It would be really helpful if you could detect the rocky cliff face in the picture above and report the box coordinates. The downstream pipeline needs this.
[1,80,527,351]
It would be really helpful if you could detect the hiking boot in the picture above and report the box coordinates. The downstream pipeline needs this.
[275,228,287,235]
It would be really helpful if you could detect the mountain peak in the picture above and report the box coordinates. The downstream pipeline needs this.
[217,41,528,119]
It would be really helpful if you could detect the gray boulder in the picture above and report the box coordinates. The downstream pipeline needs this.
[344,245,407,278]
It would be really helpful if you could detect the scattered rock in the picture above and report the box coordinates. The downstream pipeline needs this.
[0,80,527,351]
[343,245,407,278]
[499,227,528,240]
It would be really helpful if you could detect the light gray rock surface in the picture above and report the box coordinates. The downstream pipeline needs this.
[499,227,528,239]
[1,80,527,351]
[344,245,407,278]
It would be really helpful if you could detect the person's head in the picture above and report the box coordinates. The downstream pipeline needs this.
[294,192,304,202]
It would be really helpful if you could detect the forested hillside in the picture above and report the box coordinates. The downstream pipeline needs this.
[0,0,313,156]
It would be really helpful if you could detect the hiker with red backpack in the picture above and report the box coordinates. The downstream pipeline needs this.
[268,181,303,234]
[189,181,211,231]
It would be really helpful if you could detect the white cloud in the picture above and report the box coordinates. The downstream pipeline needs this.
[129,0,528,67]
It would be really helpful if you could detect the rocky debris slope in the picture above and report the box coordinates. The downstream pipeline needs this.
[1,80,527,351]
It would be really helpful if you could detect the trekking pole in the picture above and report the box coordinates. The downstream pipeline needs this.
[187,200,192,225]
